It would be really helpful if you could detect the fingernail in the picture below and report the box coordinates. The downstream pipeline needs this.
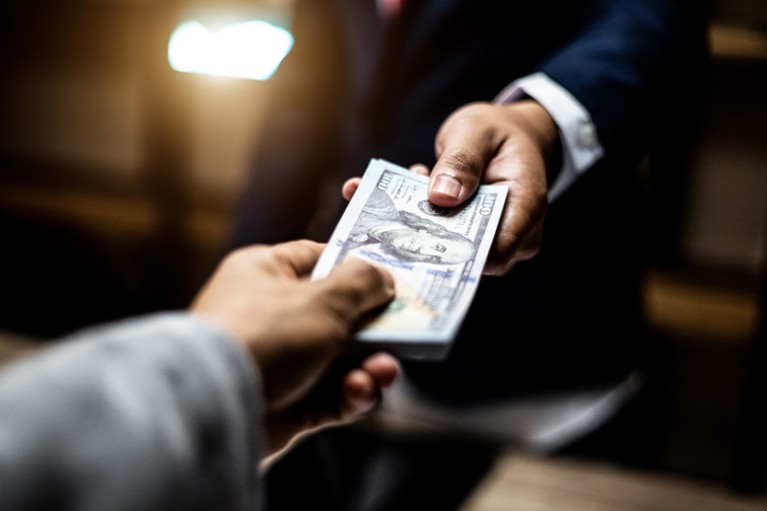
[432,175,461,199]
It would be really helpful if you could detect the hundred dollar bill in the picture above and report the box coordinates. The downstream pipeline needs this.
[312,158,507,359]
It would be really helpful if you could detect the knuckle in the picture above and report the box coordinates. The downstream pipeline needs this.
[442,149,478,169]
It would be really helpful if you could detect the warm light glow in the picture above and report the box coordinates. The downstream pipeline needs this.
[168,20,293,80]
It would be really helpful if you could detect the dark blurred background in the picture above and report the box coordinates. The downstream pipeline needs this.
[0,0,765,503]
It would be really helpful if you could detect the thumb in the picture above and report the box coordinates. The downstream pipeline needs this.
[429,103,500,208]
[321,257,396,319]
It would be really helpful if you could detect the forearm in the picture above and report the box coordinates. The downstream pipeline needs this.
[0,313,263,511]
[496,0,707,199]
[538,0,707,156]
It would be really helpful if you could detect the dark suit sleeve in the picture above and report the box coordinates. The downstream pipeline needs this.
[0,313,263,511]
[538,0,709,164]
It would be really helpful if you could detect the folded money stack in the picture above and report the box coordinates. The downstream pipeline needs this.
[312,158,507,360]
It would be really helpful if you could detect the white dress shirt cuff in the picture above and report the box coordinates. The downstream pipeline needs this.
[494,72,604,202]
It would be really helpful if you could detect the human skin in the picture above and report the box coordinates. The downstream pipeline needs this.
[189,239,400,454]
[343,100,559,276]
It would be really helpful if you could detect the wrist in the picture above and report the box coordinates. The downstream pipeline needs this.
[504,99,563,186]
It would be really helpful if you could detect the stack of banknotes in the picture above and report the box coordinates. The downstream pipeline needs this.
[312,158,507,359]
